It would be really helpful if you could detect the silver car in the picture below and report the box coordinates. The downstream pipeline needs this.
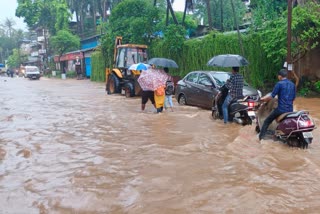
[175,71,262,109]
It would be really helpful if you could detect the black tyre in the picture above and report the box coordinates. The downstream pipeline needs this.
[255,125,260,133]
[242,112,252,126]
[107,73,120,94]
[124,82,135,98]
[298,132,312,149]
[178,94,187,105]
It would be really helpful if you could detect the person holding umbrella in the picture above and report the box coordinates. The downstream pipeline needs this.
[222,67,244,124]
[207,54,248,124]
[141,89,156,112]
[138,64,170,113]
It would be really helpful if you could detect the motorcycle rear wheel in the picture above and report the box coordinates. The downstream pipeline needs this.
[255,125,260,133]
[298,133,312,149]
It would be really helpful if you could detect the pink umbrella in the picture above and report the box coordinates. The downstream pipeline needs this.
[137,68,168,91]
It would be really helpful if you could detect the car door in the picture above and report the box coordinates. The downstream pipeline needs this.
[196,73,216,108]
[183,72,199,105]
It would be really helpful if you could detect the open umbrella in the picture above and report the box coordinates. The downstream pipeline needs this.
[148,58,178,68]
[207,54,249,67]
[137,68,169,91]
[128,63,150,70]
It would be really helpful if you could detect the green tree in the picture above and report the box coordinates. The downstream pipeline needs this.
[260,2,320,66]
[163,24,187,54]
[50,30,80,70]
[192,0,246,31]
[107,0,160,44]
[0,24,25,63]
[16,0,71,35]
[156,11,197,36]
[7,48,28,68]
[250,0,287,28]
[0,18,16,38]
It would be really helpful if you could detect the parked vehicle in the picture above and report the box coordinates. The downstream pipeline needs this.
[106,36,148,97]
[24,66,41,80]
[0,63,5,76]
[175,71,261,109]
[255,97,316,149]
[212,84,257,125]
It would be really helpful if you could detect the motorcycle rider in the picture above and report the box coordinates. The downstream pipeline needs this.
[259,69,296,140]
[222,66,244,124]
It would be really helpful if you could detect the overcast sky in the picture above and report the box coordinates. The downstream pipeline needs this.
[0,0,184,31]
[0,0,27,30]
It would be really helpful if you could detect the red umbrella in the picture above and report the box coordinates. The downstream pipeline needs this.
[137,68,168,91]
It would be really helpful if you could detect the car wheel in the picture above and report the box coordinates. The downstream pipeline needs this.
[178,94,187,105]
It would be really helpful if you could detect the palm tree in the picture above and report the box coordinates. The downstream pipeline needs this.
[1,18,16,38]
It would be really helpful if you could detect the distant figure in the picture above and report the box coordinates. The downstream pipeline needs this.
[164,67,174,112]
[7,68,14,78]
[75,57,82,80]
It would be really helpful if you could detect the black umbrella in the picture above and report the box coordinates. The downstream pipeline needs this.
[148,58,178,68]
[207,54,249,67]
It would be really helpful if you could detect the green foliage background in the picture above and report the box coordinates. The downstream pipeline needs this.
[152,32,281,89]
[92,32,280,90]
[91,50,106,82]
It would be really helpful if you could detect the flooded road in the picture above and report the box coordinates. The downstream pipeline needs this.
[0,76,320,214]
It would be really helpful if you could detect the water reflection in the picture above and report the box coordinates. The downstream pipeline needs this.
[0,77,319,213]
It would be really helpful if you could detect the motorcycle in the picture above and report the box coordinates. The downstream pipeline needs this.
[255,97,316,149]
[211,84,257,125]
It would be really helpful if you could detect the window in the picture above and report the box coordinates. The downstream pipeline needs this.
[198,73,213,86]
[185,73,199,83]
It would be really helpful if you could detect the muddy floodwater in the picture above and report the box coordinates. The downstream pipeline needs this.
[0,76,320,214]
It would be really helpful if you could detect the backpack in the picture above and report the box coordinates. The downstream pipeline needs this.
[165,80,174,95]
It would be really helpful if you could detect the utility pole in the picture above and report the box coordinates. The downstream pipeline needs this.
[286,0,292,72]
[286,0,299,87]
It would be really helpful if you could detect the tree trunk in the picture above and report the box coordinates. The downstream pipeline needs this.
[92,0,97,32]
[230,0,247,74]
[166,0,179,25]
[206,0,213,30]
[220,0,224,31]
[182,0,187,25]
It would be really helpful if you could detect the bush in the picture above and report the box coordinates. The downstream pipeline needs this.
[298,80,311,96]
[66,70,76,78]
[314,81,320,93]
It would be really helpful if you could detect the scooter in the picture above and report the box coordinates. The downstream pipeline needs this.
[211,84,256,125]
[255,97,316,149]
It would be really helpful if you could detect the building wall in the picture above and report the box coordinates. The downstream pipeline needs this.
[295,47,320,80]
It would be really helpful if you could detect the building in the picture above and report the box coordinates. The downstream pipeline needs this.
[53,34,101,78]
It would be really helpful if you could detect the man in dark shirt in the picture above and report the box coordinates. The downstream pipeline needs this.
[259,69,296,140]
[222,67,244,124]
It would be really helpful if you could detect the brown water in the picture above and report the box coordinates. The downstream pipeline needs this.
[0,76,320,214]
